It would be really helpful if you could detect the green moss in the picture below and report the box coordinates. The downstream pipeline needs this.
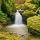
[22,10,36,18]
[0,32,21,40]
[15,4,22,10]
[27,16,40,32]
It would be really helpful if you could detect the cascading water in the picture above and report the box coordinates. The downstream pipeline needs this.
[6,10,28,40]
[15,10,23,24]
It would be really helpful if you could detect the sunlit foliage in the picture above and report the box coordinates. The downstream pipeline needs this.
[27,16,40,32]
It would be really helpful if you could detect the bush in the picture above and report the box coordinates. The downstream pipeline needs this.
[32,0,40,4]
[15,3,38,10]
[23,3,39,10]
[1,0,16,14]
[0,32,20,40]
[15,4,22,10]
[15,4,25,10]
[27,16,40,32]
[0,11,11,25]
[22,10,36,18]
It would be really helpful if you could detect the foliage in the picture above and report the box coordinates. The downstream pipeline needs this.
[15,2,39,11]
[1,0,16,14]
[27,16,40,32]
[0,0,40,38]
[24,3,38,10]
[32,0,40,4]
[18,2,39,11]
[0,11,11,25]
[25,0,32,3]
[0,32,21,40]
[15,4,24,10]
[31,0,40,6]
[22,10,36,18]
[0,0,2,4]
[22,10,36,24]
[15,4,22,10]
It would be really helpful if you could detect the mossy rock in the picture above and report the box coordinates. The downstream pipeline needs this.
[22,10,36,18]
[27,16,40,36]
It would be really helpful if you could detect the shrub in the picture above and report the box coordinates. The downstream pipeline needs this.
[0,11,11,25]
[27,16,40,32]
[23,3,39,10]
[22,10,36,18]
[1,0,16,14]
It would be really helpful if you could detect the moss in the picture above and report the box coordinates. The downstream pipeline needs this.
[0,32,21,40]
[27,16,40,32]
[22,10,36,18]
[22,10,36,24]
[15,4,22,10]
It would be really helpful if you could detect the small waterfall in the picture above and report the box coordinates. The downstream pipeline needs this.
[15,10,23,24]
[6,10,28,40]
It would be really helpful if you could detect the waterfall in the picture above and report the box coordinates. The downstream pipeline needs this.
[15,10,23,24]
[6,10,28,40]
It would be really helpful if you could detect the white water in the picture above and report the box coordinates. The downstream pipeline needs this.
[15,10,23,24]
[6,10,28,40]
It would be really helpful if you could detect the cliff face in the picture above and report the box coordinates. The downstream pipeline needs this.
[16,0,25,4]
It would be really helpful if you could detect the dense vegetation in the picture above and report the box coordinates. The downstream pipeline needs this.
[0,11,10,25]
[27,16,40,36]
[1,0,16,14]
[0,0,40,40]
